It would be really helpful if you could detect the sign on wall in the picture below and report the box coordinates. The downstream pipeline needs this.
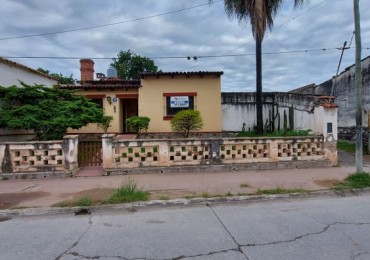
[170,96,189,108]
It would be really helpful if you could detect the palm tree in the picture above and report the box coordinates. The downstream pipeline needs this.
[210,0,307,134]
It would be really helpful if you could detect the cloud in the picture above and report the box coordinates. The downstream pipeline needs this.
[0,0,369,92]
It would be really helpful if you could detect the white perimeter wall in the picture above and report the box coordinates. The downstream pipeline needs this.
[222,104,315,132]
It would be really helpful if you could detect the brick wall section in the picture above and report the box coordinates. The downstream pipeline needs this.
[0,135,79,176]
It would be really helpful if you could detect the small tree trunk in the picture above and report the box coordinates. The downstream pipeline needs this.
[354,0,363,173]
[256,37,263,134]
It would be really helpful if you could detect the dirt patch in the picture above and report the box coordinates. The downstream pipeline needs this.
[314,179,340,188]
[0,191,50,209]
[57,188,115,204]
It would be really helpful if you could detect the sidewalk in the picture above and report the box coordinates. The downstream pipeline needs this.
[1,163,368,209]
[1,149,369,209]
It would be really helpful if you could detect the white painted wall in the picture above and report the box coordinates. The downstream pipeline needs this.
[314,106,338,140]
[0,63,57,87]
[222,104,315,132]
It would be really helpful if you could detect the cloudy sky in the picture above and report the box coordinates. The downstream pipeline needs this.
[1,0,369,92]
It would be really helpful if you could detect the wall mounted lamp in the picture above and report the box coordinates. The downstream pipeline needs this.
[106,96,112,105]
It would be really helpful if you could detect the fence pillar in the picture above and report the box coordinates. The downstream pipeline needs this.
[63,135,79,174]
[314,104,338,166]
[210,139,222,164]
[102,134,115,169]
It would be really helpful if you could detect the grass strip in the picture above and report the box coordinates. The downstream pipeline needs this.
[333,172,370,190]
[254,187,308,195]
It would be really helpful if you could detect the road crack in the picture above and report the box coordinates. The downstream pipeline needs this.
[55,215,93,260]
[63,247,244,260]
[207,204,250,260]
[243,224,330,247]
[242,221,370,249]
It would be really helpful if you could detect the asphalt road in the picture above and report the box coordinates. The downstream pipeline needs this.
[1,194,370,260]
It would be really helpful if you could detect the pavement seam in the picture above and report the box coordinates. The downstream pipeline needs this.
[207,203,250,260]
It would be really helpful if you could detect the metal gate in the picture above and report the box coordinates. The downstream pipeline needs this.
[78,141,102,167]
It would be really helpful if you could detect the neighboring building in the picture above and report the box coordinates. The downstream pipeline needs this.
[59,59,223,134]
[289,55,370,130]
[0,58,58,141]
[0,57,57,87]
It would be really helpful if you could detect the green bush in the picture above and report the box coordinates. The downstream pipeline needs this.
[126,116,150,135]
[97,115,113,133]
[105,179,149,204]
[0,83,105,140]
[237,129,312,137]
[170,110,203,137]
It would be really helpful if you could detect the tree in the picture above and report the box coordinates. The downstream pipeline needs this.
[210,0,306,134]
[111,50,159,80]
[170,110,203,137]
[353,0,363,173]
[0,83,105,140]
[37,68,75,84]
[126,116,150,136]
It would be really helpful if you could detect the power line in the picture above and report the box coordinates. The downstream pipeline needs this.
[3,46,368,61]
[184,0,328,70]
[0,0,222,41]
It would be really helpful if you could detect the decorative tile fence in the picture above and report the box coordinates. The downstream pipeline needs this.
[102,135,337,173]
[0,135,78,177]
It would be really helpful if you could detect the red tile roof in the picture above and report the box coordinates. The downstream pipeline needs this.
[141,71,224,78]
[58,79,141,89]
[0,57,57,81]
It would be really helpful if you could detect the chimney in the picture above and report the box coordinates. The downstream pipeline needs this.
[80,59,94,81]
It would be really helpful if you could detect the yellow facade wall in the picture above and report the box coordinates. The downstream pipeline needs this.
[68,89,138,134]
[139,75,222,132]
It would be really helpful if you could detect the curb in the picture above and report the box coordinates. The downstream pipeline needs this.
[1,188,370,217]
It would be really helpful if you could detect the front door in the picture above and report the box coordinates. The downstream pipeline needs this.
[122,99,138,133]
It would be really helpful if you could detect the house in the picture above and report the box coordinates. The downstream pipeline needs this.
[58,59,223,134]
[0,57,57,87]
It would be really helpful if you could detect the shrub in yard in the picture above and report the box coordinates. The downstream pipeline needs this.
[0,83,105,140]
[97,115,113,133]
[105,179,149,204]
[126,116,150,135]
[170,110,203,137]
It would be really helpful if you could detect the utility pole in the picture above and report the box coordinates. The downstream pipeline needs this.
[354,0,363,173]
